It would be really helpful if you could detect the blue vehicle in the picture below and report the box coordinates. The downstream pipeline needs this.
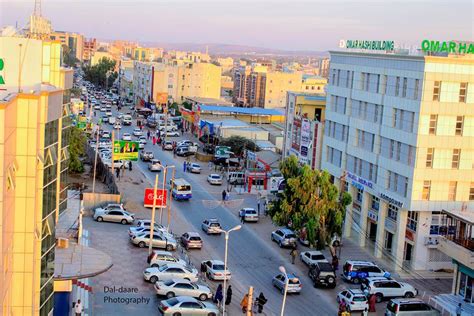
[170,178,192,201]
[342,260,390,284]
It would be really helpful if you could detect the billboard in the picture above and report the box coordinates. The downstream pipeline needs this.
[113,140,139,161]
[144,188,167,208]
[299,119,311,159]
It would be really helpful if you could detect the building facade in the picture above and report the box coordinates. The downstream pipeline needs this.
[49,31,84,62]
[0,36,73,315]
[321,50,474,271]
[283,92,326,169]
[82,38,97,61]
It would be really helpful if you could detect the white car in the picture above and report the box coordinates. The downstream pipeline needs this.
[207,174,223,185]
[100,107,107,112]
[148,159,163,172]
[139,139,146,149]
[158,296,219,316]
[128,224,168,238]
[130,232,177,251]
[187,163,201,174]
[361,277,418,303]
[138,136,147,143]
[177,140,195,147]
[239,208,259,222]
[149,251,187,268]
[108,116,116,125]
[114,122,122,129]
[155,279,213,301]
[166,131,180,137]
[201,219,222,235]
[143,263,199,284]
[201,260,231,281]
[122,133,132,141]
[93,206,134,225]
[337,289,368,312]
[133,128,143,136]
[163,141,173,150]
[300,251,328,266]
[106,110,112,117]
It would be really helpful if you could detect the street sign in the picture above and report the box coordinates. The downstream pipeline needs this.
[144,188,167,208]
[113,140,139,161]
[215,146,231,158]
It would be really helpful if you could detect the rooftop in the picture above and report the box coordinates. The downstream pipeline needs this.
[197,104,284,116]
[186,97,233,107]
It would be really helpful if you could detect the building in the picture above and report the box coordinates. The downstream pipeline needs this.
[132,47,163,62]
[90,51,115,66]
[49,31,84,61]
[118,59,134,100]
[216,57,234,72]
[321,49,474,272]
[318,57,330,78]
[301,75,327,93]
[82,38,97,61]
[0,36,73,315]
[264,71,302,108]
[283,92,326,169]
[133,61,222,105]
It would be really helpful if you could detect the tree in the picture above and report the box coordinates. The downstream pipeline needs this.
[62,44,79,68]
[83,57,117,88]
[182,101,192,110]
[68,127,87,173]
[269,156,352,249]
[218,135,258,156]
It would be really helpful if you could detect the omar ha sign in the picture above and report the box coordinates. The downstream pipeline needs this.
[421,40,474,54]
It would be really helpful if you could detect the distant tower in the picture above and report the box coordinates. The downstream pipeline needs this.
[33,0,42,16]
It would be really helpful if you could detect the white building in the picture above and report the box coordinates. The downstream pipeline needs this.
[321,50,474,271]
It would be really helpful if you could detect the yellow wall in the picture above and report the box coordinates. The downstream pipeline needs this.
[90,51,115,66]
[301,77,327,93]
[264,71,302,108]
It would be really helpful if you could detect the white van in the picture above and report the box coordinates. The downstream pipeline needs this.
[123,115,132,125]
[108,117,116,125]
[228,172,245,185]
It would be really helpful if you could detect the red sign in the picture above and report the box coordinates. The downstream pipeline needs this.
[405,229,414,241]
[144,188,167,208]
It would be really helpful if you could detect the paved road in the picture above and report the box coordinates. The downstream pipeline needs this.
[87,105,339,316]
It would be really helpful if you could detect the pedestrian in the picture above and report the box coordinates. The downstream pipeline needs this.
[332,255,339,272]
[456,303,462,316]
[147,130,151,139]
[225,285,232,305]
[240,210,245,224]
[208,161,212,171]
[183,161,187,172]
[257,201,260,215]
[222,190,227,201]
[240,294,249,314]
[290,247,297,264]
[255,292,267,314]
[93,110,96,117]
[368,293,376,312]
[129,161,132,171]
[115,167,120,180]
[338,299,347,316]
[74,299,83,316]
[152,136,156,145]
[213,284,223,307]
[226,190,231,201]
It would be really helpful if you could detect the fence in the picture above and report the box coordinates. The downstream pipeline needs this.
[82,192,121,213]
[86,143,119,194]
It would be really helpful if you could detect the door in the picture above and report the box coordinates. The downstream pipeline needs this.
[369,222,377,240]
[106,210,120,222]
[404,243,413,262]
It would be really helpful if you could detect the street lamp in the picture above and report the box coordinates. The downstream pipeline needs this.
[217,224,242,316]
[279,266,289,316]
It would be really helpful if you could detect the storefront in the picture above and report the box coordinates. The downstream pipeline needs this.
[455,262,473,303]
[180,107,195,134]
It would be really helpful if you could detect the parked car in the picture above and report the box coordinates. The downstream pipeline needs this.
[158,296,219,316]
[207,174,223,185]
[181,232,203,250]
[149,251,186,268]
[133,128,143,136]
[385,298,441,316]
[201,219,222,235]
[143,263,199,284]
[139,135,147,143]
[337,289,369,312]
[139,139,146,149]
[177,140,195,147]
[130,232,177,251]
[122,133,132,141]
[187,163,201,174]
[176,146,193,157]
[106,110,112,117]
[163,141,174,151]
[308,261,337,288]
[128,222,167,237]
[93,206,134,225]
[300,251,327,266]
[165,131,180,137]
[271,228,297,248]
[342,260,390,284]
[238,208,259,222]
[108,116,116,124]
[113,122,122,129]
[201,260,231,281]
[154,279,212,301]
[140,151,154,161]
[272,272,302,295]
[148,159,162,172]
[361,277,418,303]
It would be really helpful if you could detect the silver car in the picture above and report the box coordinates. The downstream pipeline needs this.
[239,208,259,222]
[155,279,212,301]
[272,272,302,295]
[93,205,134,225]
[148,159,162,172]
[271,228,297,248]
[385,299,441,316]
[201,260,231,281]
[143,263,199,284]
[149,251,187,268]
[130,232,177,251]
[158,296,219,316]
[201,219,222,235]
[207,174,223,185]
[187,163,202,174]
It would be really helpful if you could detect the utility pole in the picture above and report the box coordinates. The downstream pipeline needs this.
[166,167,176,231]
[92,128,100,193]
[111,131,115,172]
[148,174,159,256]
[247,286,254,316]
[159,168,167,224]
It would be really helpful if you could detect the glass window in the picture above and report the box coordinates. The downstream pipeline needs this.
[395,77,400,96]
[429,115,438,135]
[452,149,461,169]
[357,188,363,203]
[470,183,474,201]
[371,195,380,211]
[414,79,420,100]
[407,211,418,231]
[422,181,431,201]
[448,181,457,201]
[433,81,441,101]
[388,204,398,221]
[459,82,468,103]
[402,77,407,98]
[455,116,464,136]
[426,148,434,168]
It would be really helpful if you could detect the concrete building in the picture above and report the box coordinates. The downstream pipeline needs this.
[0,36,73,315]
[301,75,327,93]
[133,61,222,105]
[82,38,97,61]
[118,59,134,100]
[49,31,84,61]
[132,47,163,62]
[283,92,326,169]
[90,51,115,66]
[318,57,330,78]
[321,50,474,272]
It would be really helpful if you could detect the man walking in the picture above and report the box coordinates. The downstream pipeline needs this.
[183,161,187,172]
[115,167,120,180]
[290,247,297,264]
[222,190,227,201]
[74,299,83,316]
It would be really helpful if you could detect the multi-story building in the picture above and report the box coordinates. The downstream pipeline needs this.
[132,47,164,62]
[283,92,326,169]
[82,38,97,61]
[301,75,327,93]
[118,59,134,100]
[0,36,73,315]
[49,31,84,61]
[318,57,330,78]
[321,50,474,272]
[133,61,222,105]
[90,51,116,66]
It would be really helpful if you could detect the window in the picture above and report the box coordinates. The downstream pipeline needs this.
[429,115,438,135]
[414,79,420,100]
[388,204,399,221]
[459,82,468,103]
[448,181,457,201]
[392,109,398,128]
[357,188,363,203]
[433,81,441,101]
[407,211,418,231]
[455,116,464,136]
[336,70,340,86]
[360,73,366,90]
[365,73,370,91]
[346,71,350,87]
[371,195,380,211]
[381,75,387,95]
[422,181,431,201]
[395,77,400,96]
[426,148,434,168]
[470,183,474,201]
[402,78,408,98]
[452,149,461,169]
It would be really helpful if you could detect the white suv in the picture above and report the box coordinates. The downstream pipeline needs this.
[361,277,418,303]
[342,260,389,284]
[337,289,368,312]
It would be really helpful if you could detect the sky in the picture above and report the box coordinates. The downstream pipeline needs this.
[0,0,473,51]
